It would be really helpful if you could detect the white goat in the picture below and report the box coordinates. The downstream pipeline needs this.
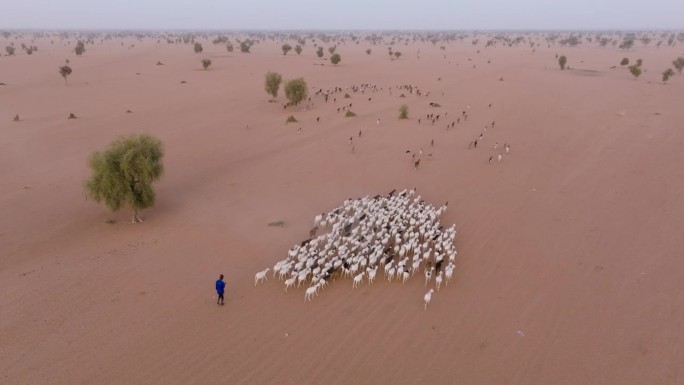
[255,268,270,286]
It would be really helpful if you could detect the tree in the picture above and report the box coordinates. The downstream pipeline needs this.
[282,43,292,55]
[366,48,371,55]
[84,134,164,223]
[628,64,642,79]
[620,57,629,66]
[201,58,212,70]
[662,68,675,83]
[5,46,15,55]
[328,46,336,54]
[294,45,302,55]
[620,38,635,50]
[330,53,341,65]
[673,57,684,74]
[226,43,234,52]
[240,40,253,53]
[636,58,643,67]
[399,104,409,119]
[264,71,282,101]
[193,42,203,53]
[394,51,402,59]
[558,55,567,70]
[59,65,72,85]
[316,46,324,58]
[284,78,308,106]
[74,40,85,55]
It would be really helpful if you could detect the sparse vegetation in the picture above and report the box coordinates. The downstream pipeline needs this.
[366,48,371,55]
[294,45,302,55]
[330,53,341,65]
[394,51,402,59]
[264,71,283,101]
[59,65,72,85]
[267,220,285,227]
[240,40,252,53]
[662,68,675,83]
[316,47,324,58]
[558,55,567,70]
[201,58,212,70]
[628,64,642,79]
[6,46,15,55]
[399,104,409,119]
[226,43,234,52]
[345,110,356,117]
[84,134,164,223]
[282,43,292,55]
[285,115,297,123]
[284,78,308,105]
[74,41,85,55]
[193,42,203,53]
[620,57,629,66]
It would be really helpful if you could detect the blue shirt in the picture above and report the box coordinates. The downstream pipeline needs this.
[216,279,226,294]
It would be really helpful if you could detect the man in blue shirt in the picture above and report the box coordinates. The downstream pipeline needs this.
[216,274,226,305]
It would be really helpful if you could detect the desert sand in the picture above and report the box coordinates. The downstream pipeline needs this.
[2,31,684,384]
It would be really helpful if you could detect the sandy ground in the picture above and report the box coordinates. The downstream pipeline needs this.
[2,33,684,384]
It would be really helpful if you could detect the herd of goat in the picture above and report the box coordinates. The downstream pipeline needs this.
[255,188,456,309]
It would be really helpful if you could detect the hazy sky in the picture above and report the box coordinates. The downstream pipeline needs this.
[2,0,683,30]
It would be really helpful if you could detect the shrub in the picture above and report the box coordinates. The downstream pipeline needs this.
[285,115,297,123]
[330,53,341,65]
[672,57,684,74]
[294,45,302,55]
[366,48,371,55]
[558,55,567,70]
[399,104,409,119]
[284,78,308,105]
[636,58,643,67]
[240,41,251,53]
[394,51,402,59]
[193,42,203,53]
[620,57,629,66]
[59,65,72,85]
[6,46,15,55]
[84,134,164,223]
[345,110,356,117]
[264,71,282,100]
[282,43,292,55]
[316,46,324,58]
[662,68,675,82]
[226,43,234,52]
[74,41,85,55]
[201,58,212,70]
[628,64,642,79]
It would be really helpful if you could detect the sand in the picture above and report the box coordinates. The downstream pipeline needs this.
[2,32,684,384]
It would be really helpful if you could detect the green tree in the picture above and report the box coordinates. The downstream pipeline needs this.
[662,68,675,83]
[294,45,302,55]
[74,40,85,55]
[399,104,409,119]
[316,46,324,58]
[284,78,308,105]
[59,65,72,85]
[558,55,567,70]
[330,53,341,65]
[628,64,642,79]
[264,71,282,101]
[84,134,164,223]
[620,57,629,66]
[201,58,212,70]
[193,42,203,53]
[673,57,684,74]
[240,40,252,53]
[282,43,292,55]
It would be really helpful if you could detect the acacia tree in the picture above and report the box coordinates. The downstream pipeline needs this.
[284,78,308,105]
[84,134,164,223]
[628,64,642,79]
[620,57,629,66]
[294,45,302,55]
[264,71,282,101]
[201,58,212,70]
[282,43,292,55]
[193,42,203,53]
[673,57,684,74]
[330,53,341,65]
[74,41,85,55]
[59,65,72,85]
[316,46,324,58]
[558,55,567,70]
[662,68,675,83]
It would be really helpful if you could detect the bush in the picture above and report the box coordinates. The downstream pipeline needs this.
[282,43,292,55]
[84,134,164,223]
[284,78,308,105]
[226,43,234,52]
[558,55,567,70]
[59,65,72,85]
[628,64,642,79]
[366,48,371,55]
[74,41,85,55]
[316,46,324,58]
[662,68,675,82]
[201,58,212,70]
[394,51,402,59]
[345,110,356,117]
[285,115,297,123]
[330,53,341,65]
[620,57,629,66]
[295,45,302,55]
[193,42,203,53]
[240,41,251,53]
[399,104,409,119]
[264,71,282,100]
[6,46,15,55]
[672,57,684,74]
[636,58,643,67]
